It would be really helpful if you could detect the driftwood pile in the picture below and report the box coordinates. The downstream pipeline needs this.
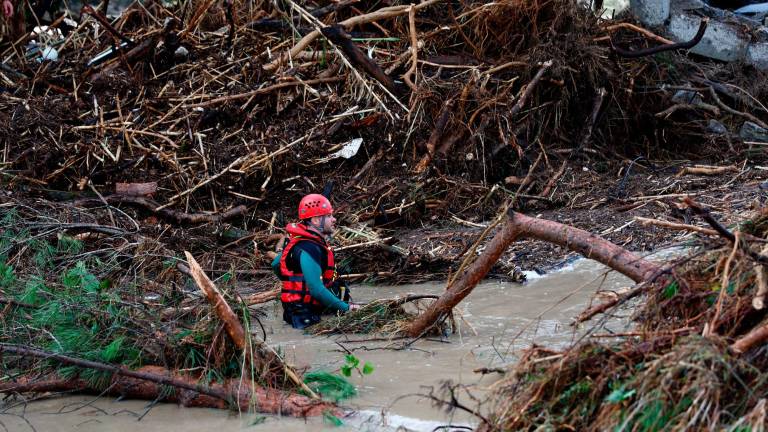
[1,0,768,421]
[0,0,765,283]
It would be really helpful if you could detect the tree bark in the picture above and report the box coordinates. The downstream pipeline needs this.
[185,252,247,349]
[406,209,661,337]
[731,322,768,354]
[0,365,335,416]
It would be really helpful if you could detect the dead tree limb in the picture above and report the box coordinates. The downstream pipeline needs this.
[406,209,661,337]
[321,25,396,93]
[414,98,455,173]
[82,5,134,46]
[510,60,553,117]
[685,197,768,266]
[73,195,247,224]
[185,252,247,349]
[264,0,443,71]
[0,345,335,416]
[184,253,318,398]
[731,323,768,354]
[707,86,768,130]
[611,18,708,58]
[635,216,717,236]
[244,288,280,305]
[186,76,346,109]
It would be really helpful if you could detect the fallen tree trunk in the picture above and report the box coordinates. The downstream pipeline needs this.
[0,345,335,416]
[406,209,662,337]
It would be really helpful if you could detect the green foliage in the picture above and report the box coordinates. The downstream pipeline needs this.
[617,393,693,432]
[17,277,47,305]
[0,217,246,391]
[304,371,357,402]
[340,354,375,377]
[57,235,84,256]
[248,416,266,426]
[557,380,592,408]
[662,281,679,300]
[61,261,101,293]
[32,240,57,269]
[0,261,16,288]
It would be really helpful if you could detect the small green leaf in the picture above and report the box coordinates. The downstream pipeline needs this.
[345,354,359,368]
[340,365,352,377]
[362,362,374,375]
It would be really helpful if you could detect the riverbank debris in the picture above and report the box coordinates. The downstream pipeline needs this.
[1,0,768,421]
[471,206,768,430]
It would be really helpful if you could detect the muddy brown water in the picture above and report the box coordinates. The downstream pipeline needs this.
[1,259,634,431]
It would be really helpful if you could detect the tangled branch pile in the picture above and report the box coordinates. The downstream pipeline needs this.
[1,0,766,282]
[480,211,768,431]
[310,294,447,335]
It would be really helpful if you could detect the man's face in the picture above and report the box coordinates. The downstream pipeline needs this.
[311,214,336,235]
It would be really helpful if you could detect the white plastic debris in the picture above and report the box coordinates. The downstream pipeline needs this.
[329,138,363,159]
[38,46,58,62]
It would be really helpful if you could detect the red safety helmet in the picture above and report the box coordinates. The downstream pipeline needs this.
[298,194,333,219]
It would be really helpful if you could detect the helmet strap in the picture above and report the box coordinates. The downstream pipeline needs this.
[307,215,332,240]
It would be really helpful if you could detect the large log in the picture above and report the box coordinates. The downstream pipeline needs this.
[0,345,335,416]
[406,209,661,337]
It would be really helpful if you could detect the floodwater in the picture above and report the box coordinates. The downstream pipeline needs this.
[1,258,634,432]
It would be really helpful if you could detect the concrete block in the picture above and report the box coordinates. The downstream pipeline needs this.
[747,41,768,69]
[740,121,768,142]
[668,13,749,61]
[630,0,670,26]
[707,119,728,135]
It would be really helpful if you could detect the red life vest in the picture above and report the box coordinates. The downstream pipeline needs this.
[279,223,336,305]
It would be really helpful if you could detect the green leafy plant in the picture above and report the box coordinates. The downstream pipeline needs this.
[0,261,16,288]
[340,354,374,377]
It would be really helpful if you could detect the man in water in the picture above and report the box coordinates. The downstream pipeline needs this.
[272,193,359,329]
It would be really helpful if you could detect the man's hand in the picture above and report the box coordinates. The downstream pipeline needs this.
[348,303,362,312]
[2,0,13,18]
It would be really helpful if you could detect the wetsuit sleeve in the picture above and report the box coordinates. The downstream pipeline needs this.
[271,252,282,276]
[299,252,349,312]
